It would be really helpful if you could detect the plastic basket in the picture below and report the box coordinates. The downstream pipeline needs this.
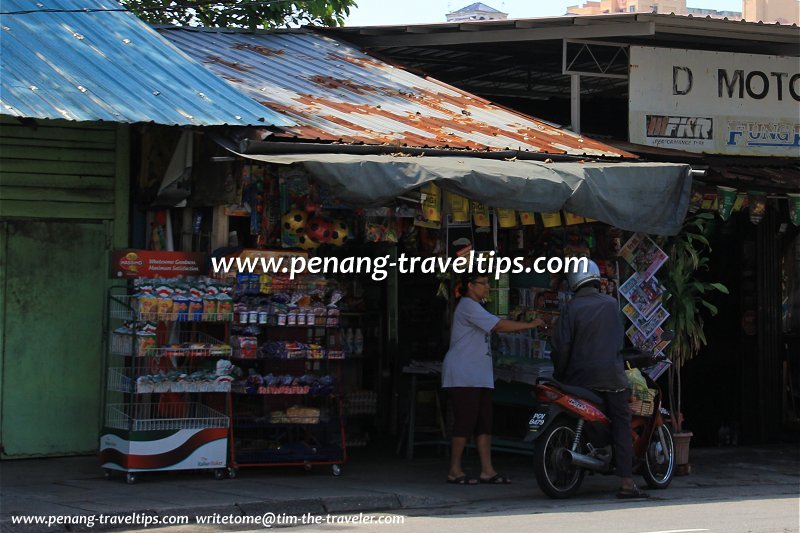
[630,388,656,416]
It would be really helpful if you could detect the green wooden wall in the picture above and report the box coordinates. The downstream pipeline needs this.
[0,117,129,457]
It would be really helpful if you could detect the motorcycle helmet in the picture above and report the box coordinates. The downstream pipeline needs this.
[566,258,601,291]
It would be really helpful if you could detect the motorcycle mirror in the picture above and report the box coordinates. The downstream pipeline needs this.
[660,330,676,342]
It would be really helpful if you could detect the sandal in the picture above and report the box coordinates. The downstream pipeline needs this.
[479,473,511,484]
[617,486,650,499]
[446,475,478,485]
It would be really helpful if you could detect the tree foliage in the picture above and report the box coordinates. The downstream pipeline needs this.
[657,212,729,432]
[121,0,357,30]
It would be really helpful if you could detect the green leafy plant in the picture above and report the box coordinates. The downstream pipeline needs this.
[660,212,729,433]
[122,0,357,30]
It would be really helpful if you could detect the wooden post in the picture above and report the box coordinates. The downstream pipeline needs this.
[210,205,229,252]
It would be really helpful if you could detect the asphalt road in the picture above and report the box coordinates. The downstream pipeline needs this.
[137,488,799,533]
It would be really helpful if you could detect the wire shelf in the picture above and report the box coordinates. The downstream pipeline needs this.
[107,368,232,394]
[235,276,331,296]
[110,330,231,358]
[105,402,229,431]
[109,295,233,322]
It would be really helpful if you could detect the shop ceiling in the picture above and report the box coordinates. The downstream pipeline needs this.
[321,13,800,103]
[0,0,292,127]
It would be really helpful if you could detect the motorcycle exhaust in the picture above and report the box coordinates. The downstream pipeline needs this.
[563,449,608,471]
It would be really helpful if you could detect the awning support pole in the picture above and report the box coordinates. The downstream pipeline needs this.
[571,74,581,135]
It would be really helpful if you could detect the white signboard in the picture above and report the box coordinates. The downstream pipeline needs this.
[629,46,800,156]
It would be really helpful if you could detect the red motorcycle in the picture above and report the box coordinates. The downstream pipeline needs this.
[526,348,675,499]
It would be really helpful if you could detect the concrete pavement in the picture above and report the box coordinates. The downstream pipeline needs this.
[1,444,798,531]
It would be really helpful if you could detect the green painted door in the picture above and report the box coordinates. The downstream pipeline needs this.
[1,220,107,457]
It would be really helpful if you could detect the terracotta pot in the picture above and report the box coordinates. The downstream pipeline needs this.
[673,431,693,465]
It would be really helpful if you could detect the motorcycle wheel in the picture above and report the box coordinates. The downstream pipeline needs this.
[642,423,675,489]
[533,421,585,499]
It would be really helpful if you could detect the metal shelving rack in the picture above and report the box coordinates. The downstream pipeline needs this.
[226,277,347,476]
[100,287,233,484]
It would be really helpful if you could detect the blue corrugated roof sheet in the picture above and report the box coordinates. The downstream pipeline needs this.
[160,28,627,157]
[0,0,294,127]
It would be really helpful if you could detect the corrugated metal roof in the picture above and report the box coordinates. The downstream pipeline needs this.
[0,0,293,127]
[160,27,628,157]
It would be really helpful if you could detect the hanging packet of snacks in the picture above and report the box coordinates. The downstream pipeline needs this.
[415,182,442,228]
[540,212,562,228]
[496,208,517,228]
[446,191,470,223]
[519,211,536,225]
[471,201,490,227]
[563,212,584,225]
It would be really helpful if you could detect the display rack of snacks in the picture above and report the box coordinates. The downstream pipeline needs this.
[226,273,347,475]
[100,274,234,484]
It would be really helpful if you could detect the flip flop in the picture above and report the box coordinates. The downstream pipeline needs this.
[617,486,650,499]
[479,473,511,484]
[446,475,478,485]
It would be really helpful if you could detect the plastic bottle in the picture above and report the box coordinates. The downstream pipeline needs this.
[345,328,354,355]
[354,328,364,356]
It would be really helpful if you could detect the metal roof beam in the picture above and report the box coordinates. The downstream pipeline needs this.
[357,21,656,48]
[658,24,800,44]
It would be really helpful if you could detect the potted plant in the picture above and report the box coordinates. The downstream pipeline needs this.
[659,213,729,472]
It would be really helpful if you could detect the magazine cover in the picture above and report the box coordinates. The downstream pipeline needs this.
[622,303,670,337]
[530,288,561,311]
[619,273,666,319]
[626,325,671,355]
[618,232,668,281]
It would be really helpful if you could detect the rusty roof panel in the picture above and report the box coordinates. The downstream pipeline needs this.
[159,28,630,157]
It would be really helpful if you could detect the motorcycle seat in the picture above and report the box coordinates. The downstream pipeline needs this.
[545,379,605,406]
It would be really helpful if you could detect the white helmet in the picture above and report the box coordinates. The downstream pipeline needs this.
[566,259,601,291]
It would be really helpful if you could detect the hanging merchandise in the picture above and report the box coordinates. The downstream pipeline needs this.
[306,216,333,244]
[224,164,252,217]
[563,212,585,226]
[688,180,705,213]
[446,222,474,258]
[446,192,470,223]
[328,219,350,247]
[278,166,310,213]
[472,201,491,227]
[732,194,748,213]
[420,182,442,222]
[519,211,536,226]
[149,210,168,251]
[716,185,737,221]
[364,209,399,243]
[258,167,277,247]
[281,209,307,248]
[747,191,767,225]
[618,233,668,281]
[788,193,800,226]
[700,189,717,210]
[540,212,562,228]
[496,208,517,228]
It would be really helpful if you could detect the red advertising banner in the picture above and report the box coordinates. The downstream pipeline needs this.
[111,250,208,279]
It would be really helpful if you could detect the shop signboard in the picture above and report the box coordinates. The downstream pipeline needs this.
[111,250,208,278]
[629,46,800,157]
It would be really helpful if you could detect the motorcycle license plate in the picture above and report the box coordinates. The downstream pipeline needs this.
[527,410,548,433]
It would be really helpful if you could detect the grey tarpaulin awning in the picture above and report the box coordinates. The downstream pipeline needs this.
[228,152,691,235]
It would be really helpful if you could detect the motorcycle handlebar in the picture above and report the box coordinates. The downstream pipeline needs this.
[622,351,667,367]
